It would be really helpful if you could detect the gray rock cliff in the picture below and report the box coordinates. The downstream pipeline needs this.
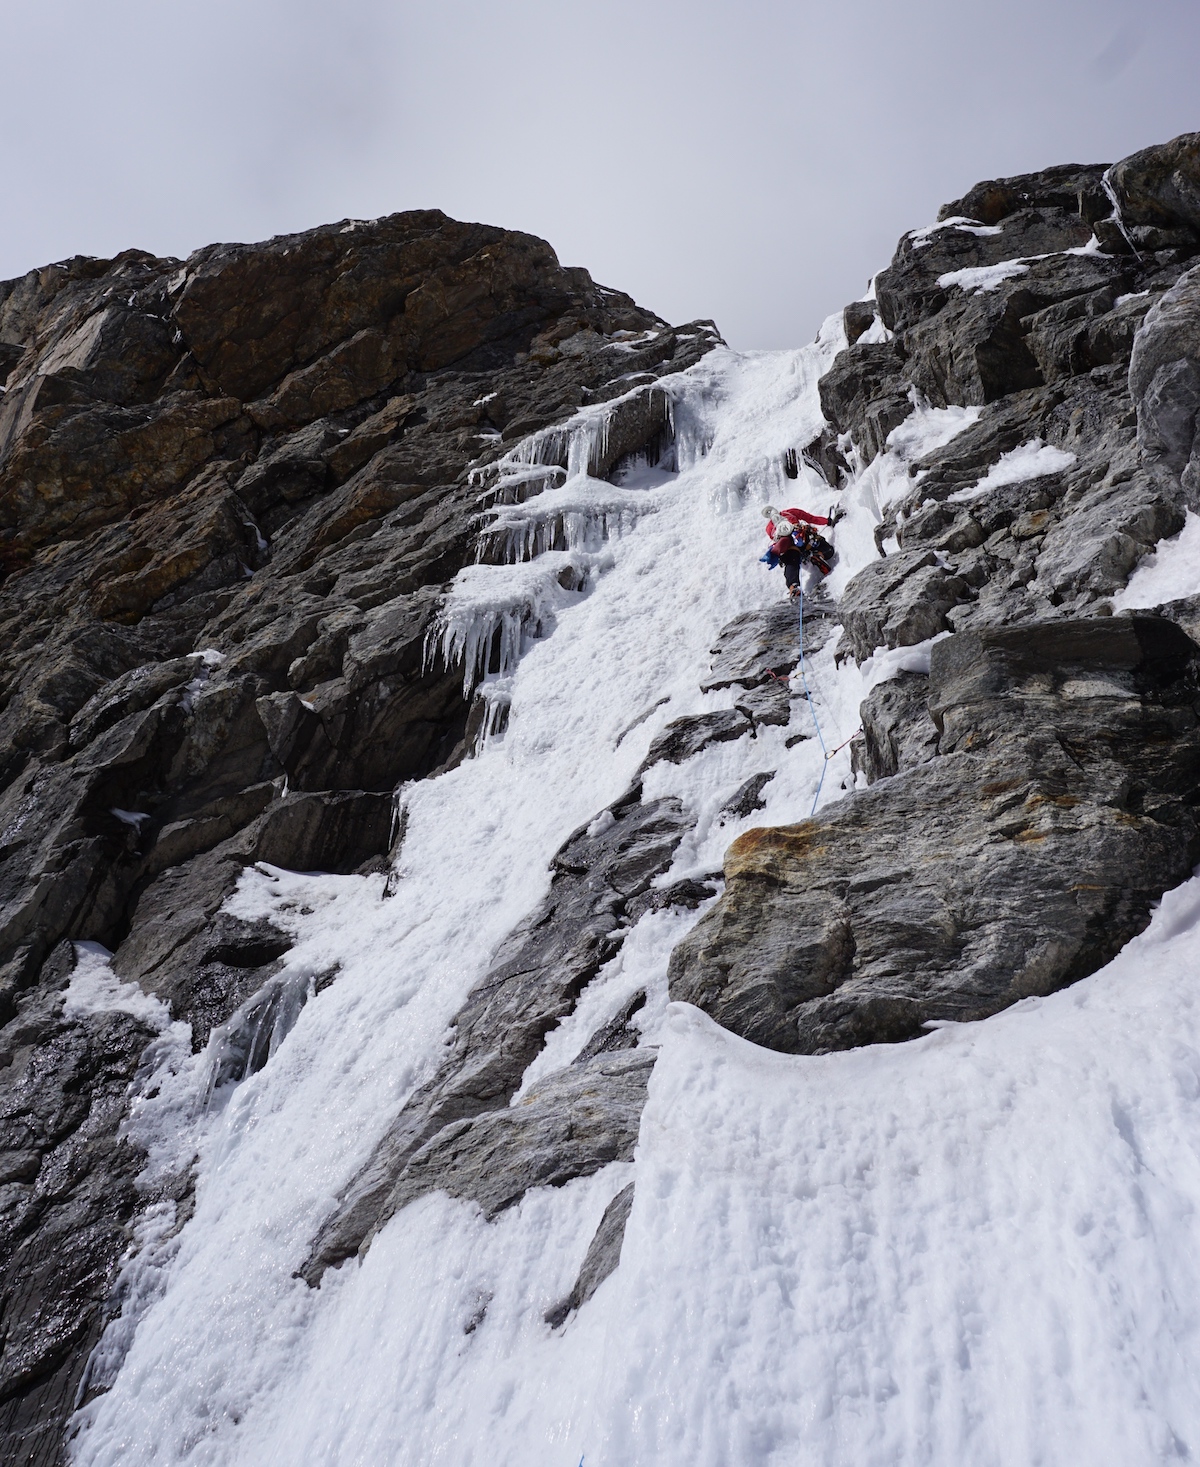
[7,130,1200,1464]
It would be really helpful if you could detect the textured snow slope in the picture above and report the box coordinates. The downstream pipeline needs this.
[69,331,1200,1467]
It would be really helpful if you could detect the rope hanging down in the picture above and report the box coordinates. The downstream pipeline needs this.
[795,584,830,815]
[768,587,862,814]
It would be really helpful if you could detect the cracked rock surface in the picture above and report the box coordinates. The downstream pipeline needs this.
[9,130,1200,1463]
[671,617,1200,1053]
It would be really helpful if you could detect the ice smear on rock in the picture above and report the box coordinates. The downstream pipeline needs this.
[63,943,173,1029]
[938,258,1032,293]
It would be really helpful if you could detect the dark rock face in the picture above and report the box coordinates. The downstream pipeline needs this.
[830,144,1200,658]
[1129,265,1200,487]
[10,131,1200,1462]
[670,618,1200,1054]
[0,949,162,1465]
[838,548,971,661]
[0,211,718,1463]
[818,341,911,462]
[703,601,839,691]
[544,1181,635,1329]
[637,710,752,774]
[937,163,1110,228]
[850,673,940,785]
[1108,133,1200,237]
[823,147,1200,474]
[877,208,1097,336]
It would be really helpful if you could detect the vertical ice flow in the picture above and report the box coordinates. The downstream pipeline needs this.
[67,329,1200,1467]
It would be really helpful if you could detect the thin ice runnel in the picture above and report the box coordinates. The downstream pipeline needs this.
[473,676,514,744]
[664,382,716,471]
[1100,165,1142,259]
[204,968,314,1102]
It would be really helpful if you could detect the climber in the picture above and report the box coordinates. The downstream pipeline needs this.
[760,504,842,600]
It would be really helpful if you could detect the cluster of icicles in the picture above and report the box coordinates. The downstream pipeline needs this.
[424,384,695,730]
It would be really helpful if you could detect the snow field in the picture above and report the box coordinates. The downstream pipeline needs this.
[67,320,1200,1467]
[608,879,1200,1466]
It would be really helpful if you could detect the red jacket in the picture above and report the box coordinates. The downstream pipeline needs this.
[767,508,829,554]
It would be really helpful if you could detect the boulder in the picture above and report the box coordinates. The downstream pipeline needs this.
[703,601,836,690]
[373,1052,652,1226]
[1108,132,1200,235]
[838,549,971,661]
[843,300,879,345]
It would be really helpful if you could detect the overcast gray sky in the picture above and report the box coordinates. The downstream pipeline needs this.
[1,0,1196,349]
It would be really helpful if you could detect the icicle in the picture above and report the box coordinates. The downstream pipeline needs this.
[475,464,566,507]
[431,555,597,695]
[475,498,648,567]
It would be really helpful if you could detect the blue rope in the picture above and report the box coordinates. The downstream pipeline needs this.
[795,583,829,816]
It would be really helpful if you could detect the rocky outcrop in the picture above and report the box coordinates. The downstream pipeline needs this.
[673,132,1200,1059]
[937,164,1111,230]
[849,672,940,785]
[544,1180,635,1329]
[0,212,718,1463]
[1108,133,1200,242]
[671,617,1200,1053]
[0,946,163,1467]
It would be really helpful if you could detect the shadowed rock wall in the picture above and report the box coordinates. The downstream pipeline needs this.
[0,211,719,1464]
